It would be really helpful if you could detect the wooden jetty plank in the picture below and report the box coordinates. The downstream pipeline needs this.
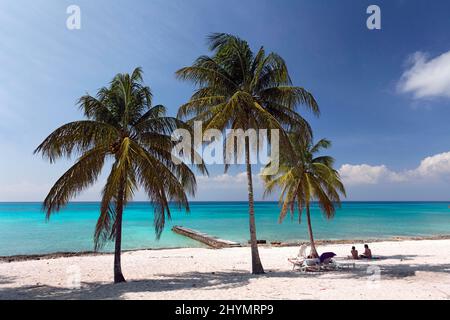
[172,226,241,249]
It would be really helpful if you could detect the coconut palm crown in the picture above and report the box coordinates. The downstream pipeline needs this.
[263,134,346,258]
[34,67,205,283]
[176,33,319,273]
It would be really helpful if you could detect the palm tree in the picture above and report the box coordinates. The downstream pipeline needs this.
[35,67,205,283]
[176,33,319,274]
[263,134,346,258]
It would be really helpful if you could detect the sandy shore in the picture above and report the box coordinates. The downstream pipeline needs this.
[1,239,450,300]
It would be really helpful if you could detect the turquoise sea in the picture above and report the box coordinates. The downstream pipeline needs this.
[1,202,450,256]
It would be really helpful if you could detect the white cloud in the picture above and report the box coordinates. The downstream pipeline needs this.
[412,151,450,178]
[339,164,399,186]
[339,151,450,186]
[398,51,450,99]
[202,153,450,192]
[196,172,249,184]
[6,153,450,201]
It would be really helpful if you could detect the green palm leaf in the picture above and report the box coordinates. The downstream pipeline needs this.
[35,67,202,283]
[176,33,320,274]
[263,131,346,258]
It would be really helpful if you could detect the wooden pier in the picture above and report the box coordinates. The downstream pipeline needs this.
[172,226,241,249]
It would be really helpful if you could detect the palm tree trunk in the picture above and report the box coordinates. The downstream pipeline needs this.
[245,137,265,274]
[306,203,319,258]
[114,180,126,284]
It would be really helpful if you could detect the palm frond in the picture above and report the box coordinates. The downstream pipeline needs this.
[42,146,109,219]
[34,121,118,162]
[37,67,200,251]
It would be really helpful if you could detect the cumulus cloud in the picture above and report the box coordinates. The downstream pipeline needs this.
[339,151,450,186]
[201,152,450,191]
[398,51,450,99]
[412,151,450,178]
[196,172,249,184]
[339,164,394,185]
[196,172,250,188]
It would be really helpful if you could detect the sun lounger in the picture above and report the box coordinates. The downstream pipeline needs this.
[297,252,334,272]
[299,258,322,272]
[290,248,357,272]
[288,244,309,270]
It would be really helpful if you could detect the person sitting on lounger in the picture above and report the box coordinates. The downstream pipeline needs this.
[350,246,359,260]
[359,244,372,259]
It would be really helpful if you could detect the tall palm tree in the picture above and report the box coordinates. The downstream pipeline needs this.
[35,67,205,283]
[263,134,346,258]
[176,33,319,274]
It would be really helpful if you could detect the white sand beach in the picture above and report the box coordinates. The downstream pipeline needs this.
[1,239,450,300]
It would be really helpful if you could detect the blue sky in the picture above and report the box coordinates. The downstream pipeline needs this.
[1,0,450,201]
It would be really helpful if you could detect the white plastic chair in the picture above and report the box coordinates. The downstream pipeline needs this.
[299,258,321,273]
[288,244,309,270]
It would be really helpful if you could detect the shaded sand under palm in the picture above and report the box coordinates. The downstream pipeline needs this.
[1,239,450,300]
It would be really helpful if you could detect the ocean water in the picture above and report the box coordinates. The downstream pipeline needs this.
[1,202,450,256]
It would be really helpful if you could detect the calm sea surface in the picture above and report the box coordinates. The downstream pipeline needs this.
[1,202,450,256]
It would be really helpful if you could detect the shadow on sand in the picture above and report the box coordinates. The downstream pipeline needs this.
[1,259,450,299]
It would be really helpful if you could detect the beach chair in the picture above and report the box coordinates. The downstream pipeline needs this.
[299,258,322,272]
[299,252,338,273]
[288,244,309,270]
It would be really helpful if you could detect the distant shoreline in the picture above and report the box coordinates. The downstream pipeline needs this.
[2,234,450,263]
